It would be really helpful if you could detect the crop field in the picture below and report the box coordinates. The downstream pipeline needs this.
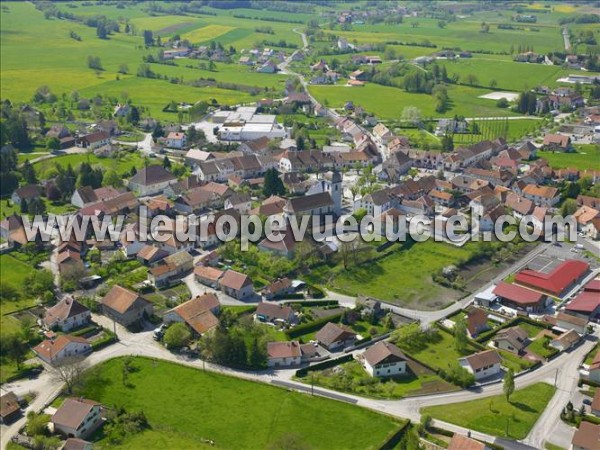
[181,24,236,44]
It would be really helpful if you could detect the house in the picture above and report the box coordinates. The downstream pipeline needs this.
[258,225,298,260]
[315,322,357,351]
[521,184,560,207]
[262,277,294,300]
[466,308,489,338]
[71,186,121,208]
[556,311,588,334]
[492,326,529,355]
[589,352,600,383]
[75,131,110,151]
[43,297,91,332]
[566,289,600,320]
[51,398,103,439]
[113,103,130,117]
[459,349,502,381]
[0,392,21,424]
[100,285,154,326]
[550,329,581,352]
[362,341,407,378]
[267,341,302,368]
[194,265,225,288]
[543,134,571,151]
[224,192,252,214]
[283,192,335,219]
[493,281,549,312]
[136,245,169,266]
[127,165,177,196]
[515,259,589,297]
[166,132,187,149]
[57,250,84,275]
[11,184,42,205]
[219,269,255,300]
[33,334,92,365]
[163,293,220,336]
[148,250,193,288]
[255,301,297,325]
[372,123,392,144]
[572,422,600,450]
[349,70,369,82]
[447,433,489,450]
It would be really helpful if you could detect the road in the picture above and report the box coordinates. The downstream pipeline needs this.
[563,27,571,51]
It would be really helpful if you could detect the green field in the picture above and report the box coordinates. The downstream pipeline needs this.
[309,83,519,119]
[0,2,294,119]
[76,357,402,449]
[309,241,483,309]
[537,145,600,171]
[422,383,556,439]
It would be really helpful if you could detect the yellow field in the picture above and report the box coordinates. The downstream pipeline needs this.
[182,24,235,43]
[130,15,198,32]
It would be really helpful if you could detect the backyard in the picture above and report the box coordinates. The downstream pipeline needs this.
[421,383,556,439]
[76,357,402,449]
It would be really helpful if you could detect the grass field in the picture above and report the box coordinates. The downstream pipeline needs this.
[537,145,600,171]
[77,357,401,449]
[422,383,556,439]
[181,24,236,43]
[308,241,482,309]
[309,83,518,119]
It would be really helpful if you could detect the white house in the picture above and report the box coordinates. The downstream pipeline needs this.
[43,297,91,332]
[127,166,177,196]
[458,349,502,381]
[51,398,103,439]
[166,132,187,149]
[33,335,92,366]
[267,341,302,368]
[362,341,408,378]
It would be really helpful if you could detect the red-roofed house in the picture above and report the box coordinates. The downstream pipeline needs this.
[514,260,589,297]
[493,281,549,312]
[566,291,600,320]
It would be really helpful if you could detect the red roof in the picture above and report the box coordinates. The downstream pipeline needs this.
[566,291,600,314]
[585,279,600,293]
[493,281,545,306]
[514,260,589,296]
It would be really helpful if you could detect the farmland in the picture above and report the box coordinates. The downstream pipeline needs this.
[76,357,402,449]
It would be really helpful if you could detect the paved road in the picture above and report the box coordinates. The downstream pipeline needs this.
[563,27,571,51]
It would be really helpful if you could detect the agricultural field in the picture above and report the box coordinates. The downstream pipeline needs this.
[76,357,402,449]
[309,83,517,119]
[422,383,556,439]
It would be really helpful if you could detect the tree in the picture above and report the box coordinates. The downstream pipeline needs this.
[20,160,38,184]
[454,316,468,353]
[441,133,454,152]
[103,169,123,188]
[143,30,153,46]
[466,74,479,86]
[27,197,46,216]
[163,323,191,349]
[162,156,171,169]
[400,106,422,126]
[87,55,103,71]
[127,106,140,125]
[248,337,267,368]
[53,358,88,394]
[263,168,285,197]
[503,368,515,403]
[4,334,27,370]
[489,79,498,89]
[24,269,54,298]
[118,64,129,74]
[560,198,578,217]
[46,136,61,151]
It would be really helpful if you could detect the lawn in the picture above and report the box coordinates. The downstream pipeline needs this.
[77,357,401,449]
[537,145,600,171]
[421,383,556,439]
[309,240,484,309]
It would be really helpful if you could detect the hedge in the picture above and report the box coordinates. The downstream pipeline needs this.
[287,300,339,308]
[91,330,118,351]
[285,313,343,339]
[295,353,354,377]
[475,316,551,344]
[378,421,411,450]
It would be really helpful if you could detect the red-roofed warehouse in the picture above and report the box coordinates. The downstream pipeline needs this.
[493,281,549,313]
[514,260,589,297]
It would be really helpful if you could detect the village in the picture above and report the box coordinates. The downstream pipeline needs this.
[2,1,600,449]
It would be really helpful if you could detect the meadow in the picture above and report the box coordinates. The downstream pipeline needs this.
[309,83,516,119]
[537,144,600,171]
[308,240,480,310]
[76,357,402,449]
[422,383,556,439]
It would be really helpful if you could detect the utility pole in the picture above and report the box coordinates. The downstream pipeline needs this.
[554,368,559,388]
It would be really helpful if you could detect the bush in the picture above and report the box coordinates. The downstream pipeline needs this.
[295,354,353,377]
[163,323,191,349]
